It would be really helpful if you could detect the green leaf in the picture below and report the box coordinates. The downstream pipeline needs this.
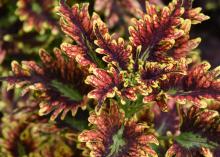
[31,2,42,14]
[107,126,126,157]
[17,141,26,157]
[120,95,149,119]
[84,36,106,69]
[51,80,83,102]
[63,115,88,131]
[175,132,219,149]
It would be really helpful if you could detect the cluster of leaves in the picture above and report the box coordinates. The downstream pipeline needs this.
[0,0,220,156]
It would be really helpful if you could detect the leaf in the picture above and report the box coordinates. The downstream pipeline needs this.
[85,67,136,110]
[85,67,119,109]
[175,132,219,149]
[63,115,88,131]
[166,106,220,157]
[16,0,58,32]
[94,17,132,70]
[59,0,104,68]
[17,141,26,157]
[129,0,184,61]
[168,19,202,59]
[129,0,209,62]
[78,102,158,157]
[120,95,146,119]
[153,102,180,135]
[183,0,210,24]
[51,80,83,102]
[94,0,141,28]
[3,49,90,120]
[162,62,220,106]
[59,1,93,45]
[107,126,126,157]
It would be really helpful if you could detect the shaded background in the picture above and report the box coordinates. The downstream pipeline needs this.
[193,0,220,67]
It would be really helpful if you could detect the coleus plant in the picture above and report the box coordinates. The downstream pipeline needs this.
[0,0,220,157]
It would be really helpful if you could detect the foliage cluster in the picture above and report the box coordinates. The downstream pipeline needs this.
[0,0,220,156]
